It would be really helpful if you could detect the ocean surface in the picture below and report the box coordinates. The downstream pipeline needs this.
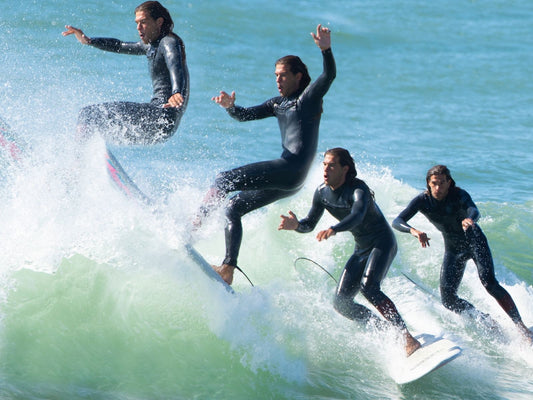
[1,1,532,399]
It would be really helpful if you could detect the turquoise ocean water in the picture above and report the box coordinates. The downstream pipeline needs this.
[1,1,532,399]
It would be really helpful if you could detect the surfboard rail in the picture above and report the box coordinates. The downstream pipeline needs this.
[184,243,234,294]
[105,146,152,205]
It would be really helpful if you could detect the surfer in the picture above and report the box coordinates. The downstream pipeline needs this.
[193,24,336,285]
[392,165,532,343]
[279,148,421,356]
[62,1,189,144]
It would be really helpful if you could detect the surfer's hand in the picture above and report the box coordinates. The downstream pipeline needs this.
[278,211,299,231]
[62,25,91,45]
[461,218,475,232]
[212,91,235,109]
[311,24,331,51]
[163,92,184,108]
[411,228,430,248]
[316,228,336,241]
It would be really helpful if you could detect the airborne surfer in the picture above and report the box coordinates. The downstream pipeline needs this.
[62,1,189,144]
[192,24,336,286]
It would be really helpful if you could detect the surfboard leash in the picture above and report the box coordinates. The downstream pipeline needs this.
[235,266,254,287]
[293,257,338,283]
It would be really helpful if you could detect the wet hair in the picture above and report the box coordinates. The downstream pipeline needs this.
[425,164,457,192]
[325,147,375,198]
[325,147,357,183]
[275,55,311,94]
[135,1,174,37]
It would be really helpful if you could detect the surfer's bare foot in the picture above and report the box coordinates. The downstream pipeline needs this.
[405,333,422,357]
[212,264,235,285]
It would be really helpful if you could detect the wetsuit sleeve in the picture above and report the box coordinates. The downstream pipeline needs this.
[161,36,188,96]
[295,189,325,233]
[330,187,368,233]
[226,99,276,122]
[89,38,147,55]
[392,194,424,233]
[459,189,480,222]
[301,48,336,102]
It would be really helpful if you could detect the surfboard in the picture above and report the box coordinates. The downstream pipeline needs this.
[184,243,234,294]
[105,146,152,205]
[104,146,235,292]
[392,333,462,384]
[0,117,23,162]
[401,271,440,300]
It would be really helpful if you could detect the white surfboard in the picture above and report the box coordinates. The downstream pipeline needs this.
[184,243,234,294]
[392,334,462,384]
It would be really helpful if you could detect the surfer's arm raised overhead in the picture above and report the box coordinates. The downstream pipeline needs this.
[311,23,331,51]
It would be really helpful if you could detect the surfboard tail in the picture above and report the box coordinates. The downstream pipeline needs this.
[184,243,234,294]
[392,334,462,384]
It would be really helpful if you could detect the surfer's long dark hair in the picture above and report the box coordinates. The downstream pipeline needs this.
[135,1,174,37]
[325,148,357,183]
[275,55,311,94]
[326,147,375,199]
[425,164,458,195]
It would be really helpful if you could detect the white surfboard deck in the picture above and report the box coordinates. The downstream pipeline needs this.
[184,243,234,294]
[392,333,462,384]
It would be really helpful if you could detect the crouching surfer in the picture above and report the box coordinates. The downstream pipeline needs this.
[392,164,532,344]
[279,148,421,356]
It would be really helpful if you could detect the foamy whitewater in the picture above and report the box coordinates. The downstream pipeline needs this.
[1,1,532,399]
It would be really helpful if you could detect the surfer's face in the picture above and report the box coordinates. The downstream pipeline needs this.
[323,154,348,190]
[428,174,451,201]
[275,63,302,97]
[135,11,163,44]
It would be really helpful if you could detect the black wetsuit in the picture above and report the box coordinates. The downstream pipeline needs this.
[392,188,524,323]
[78,34,189,145]
[213,48,336,268]
[296,179,408,330]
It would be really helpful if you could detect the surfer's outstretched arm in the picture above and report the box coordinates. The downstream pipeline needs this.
[212,91,236,109]
[62,25,91,45]
[278,211,299,231]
